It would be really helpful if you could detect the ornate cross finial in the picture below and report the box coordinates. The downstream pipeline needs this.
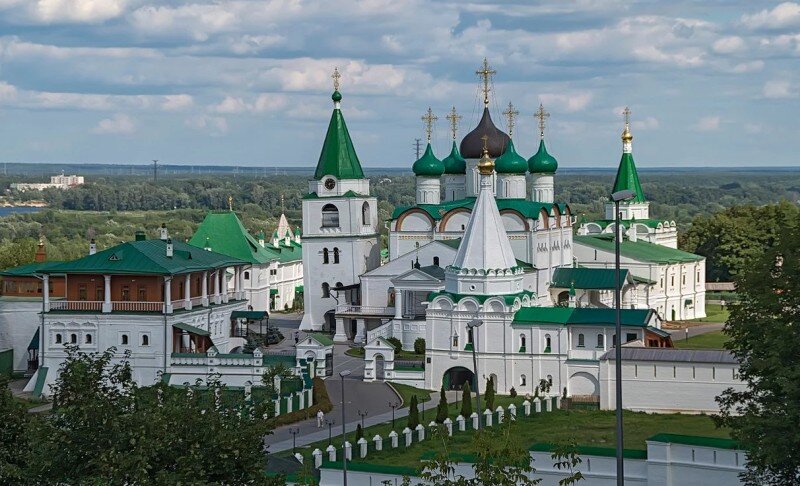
[228,195,233,211]
[481,134,489,154]
[445,106,462,141]
[502,102,519,138]
[421,107,438,143]
[475,58,496,107]
[534,103,550,139]
[280,193,285,214]
[623,106,631,129]
[331,67,341,91]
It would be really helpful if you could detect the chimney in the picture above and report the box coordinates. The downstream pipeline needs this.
[135,231,146,241]
[159,223,169,241]
[284,235,290,246]
[166,238,173,257]
[257,232,265,248]
[34,236,46,263]
[203,236,212,252]
[89,238,97,255]
[294,227,301,244]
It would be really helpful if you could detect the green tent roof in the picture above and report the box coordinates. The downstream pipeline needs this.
[528,139,558,174]
[313,93,364,180]
[308,333,334,346]
[495,139,528,175]
[173,322,210,336]
[442,141,466,174]
[412,143,445,176]
[513,306,654,327]
[391,197,568,221]
[38,239,247,276]
[574,235,704,264]
[551,267,631,290]
[612,152,645,202]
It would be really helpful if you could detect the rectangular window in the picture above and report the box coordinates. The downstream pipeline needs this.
[626,333,637,343]
[137,285,147,302]
[452,336,458,347]
[671,276,675,287]
[121,285,130,301]
[78,284,87,301]
[654,365,657,377]
[95,286,103,301]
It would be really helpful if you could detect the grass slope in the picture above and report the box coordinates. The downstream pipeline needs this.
[673,330,729,350]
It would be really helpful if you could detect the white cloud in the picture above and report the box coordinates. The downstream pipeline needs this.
[763,79,797,98]
[742,2,800,30]
[730,60,764,73]
[633,116,659,130]
[694,115,721,131]
[538,92,593,113]
[92,113,135,134]
[712,36,745,54]
[0,0,130,24]
[0,81,18,102]
[185,115,228,136]
[161,94,193,111]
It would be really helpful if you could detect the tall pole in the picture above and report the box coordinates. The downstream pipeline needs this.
[414,138,422,159]
[614,200,624,486]
[339,370,350,486]
[469,321,482,429]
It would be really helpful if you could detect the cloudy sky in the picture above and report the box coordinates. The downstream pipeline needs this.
[0,0,798,169]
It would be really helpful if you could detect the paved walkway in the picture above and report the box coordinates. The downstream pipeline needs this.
[667,322,724,340]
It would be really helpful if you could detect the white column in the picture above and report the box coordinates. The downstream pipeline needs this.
[333,317,348,343]
[201,271,209,307]
[393,288,402,319]
[164,277,173,314]
[222,267,229,303]
[102,275,112,313]
[184,273,192,310]
[42,275,50,312]
[239,266,246,300]
[213,270,221,304]
[355,319,366,344]
[233,266,240,300]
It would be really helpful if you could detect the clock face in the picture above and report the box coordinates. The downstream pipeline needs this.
[324,178,336,190]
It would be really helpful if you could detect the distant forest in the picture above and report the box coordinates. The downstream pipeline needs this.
[1,171,799,279]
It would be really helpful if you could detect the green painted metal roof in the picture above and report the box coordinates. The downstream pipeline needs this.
[0,261,62,276]
[512,306,653,327]
[302,190,367,200]
[391,197,568,221]
[442,140,466,174]
[412,142,444,176]
[528,139,558,174]
[38,239,247,276]
[590,218,670,230]
[551,267,630,290]
[308,332,334,346]
[427,289,535,305]
[574,235,703,264]
[313,95,364,180]
[612,152,645,202]
[647,433,739,450]
[495,139,528,174]
[230,310,268,319]
[173,322,210,336]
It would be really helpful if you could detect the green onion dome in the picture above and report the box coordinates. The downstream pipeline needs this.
[332,90,342,102]
[412,143,445,177]
[528,139,558,174]
[494,139,527,174]
[442,141,466,174]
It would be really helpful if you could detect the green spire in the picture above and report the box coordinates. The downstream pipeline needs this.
[612,152,645,202]
[313,89,365,180]
[412,143,444,177]
[528,139,558,174]
[442,141,466,174]
[494,139,527,174]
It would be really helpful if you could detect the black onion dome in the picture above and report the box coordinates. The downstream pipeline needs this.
[459,107,510,159]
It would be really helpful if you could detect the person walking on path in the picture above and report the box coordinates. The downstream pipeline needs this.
[317,409,325,428]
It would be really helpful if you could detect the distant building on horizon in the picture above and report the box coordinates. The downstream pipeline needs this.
[10,172,85,192]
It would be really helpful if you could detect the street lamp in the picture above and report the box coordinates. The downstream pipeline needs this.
[357,409,368,430]
[326,418,336,446]
[388,401,399,429]
[289,427,300,454]
[467,319,484,429]
[611,188,636,486]
[339,369,352,486]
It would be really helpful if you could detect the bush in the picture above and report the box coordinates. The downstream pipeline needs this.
[460,381,473,418]
[435,386,448,423]
[484,377,495,411]
[407,395,419,429]
[267,377,332,427]
[413,338,426,355]
[355,424,363,441]
[387,337,403,351]
[509,387,517,398]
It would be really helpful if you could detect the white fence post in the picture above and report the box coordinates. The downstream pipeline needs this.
[483,409,493,427]
[373,434,383,451]
[416,424,425,441]
[402,427,412,447]
[344,441,352,461]
[496,406,504,423]
[312,449,322,468]
[456,414,466,431]
[470,412,479,430]
[443,417,453,436]
[357,438,368,459]
[523,400,531,416]
[508,403,517,419]
[546,397,553,412]
[326,444,336,462]
[389,430,398,448]
[294,452,303,464]
[534,397,542,413]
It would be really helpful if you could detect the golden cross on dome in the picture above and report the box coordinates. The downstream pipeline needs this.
[623,106,631,129]
[331,67,341,91]
[534,103,550,139]
[481,134,489,153]
[228,195,233,211]
[503,102,519,138]
[445,106,462,141]
[475,58,496,107]
[421,107,438,143]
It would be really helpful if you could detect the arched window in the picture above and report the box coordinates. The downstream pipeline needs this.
[362,201,370,225]
[520,374,526,386]
[577,333,585,347]
[321,283,330,298]
[142,334,149,346]
[452,334,459,347]
[597,334,604,348]
[85,334,92,344]
[70,333,77,344]
[55,333,62,344]
[244,271,250,280]
[544,334,552,352]
[547,375,553,386]
[433,256,440,266]
[321,204,339,228]
[121,334,129,345]
[520,334,526,351]
[333,248,340,264]
[323,248,329,264]
[467,327,474,345]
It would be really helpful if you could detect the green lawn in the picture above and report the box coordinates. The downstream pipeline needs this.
[344,347,424,361]
[673,330,728,349]
[388,382,432,407]
[691,303,730,323]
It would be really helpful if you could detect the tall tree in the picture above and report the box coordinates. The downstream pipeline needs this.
[0,377,30,483]
[407,395,419,429]
[436,386,449,423]
[715,221,800,485]
[484,377,495,411]
[460,381,473,418]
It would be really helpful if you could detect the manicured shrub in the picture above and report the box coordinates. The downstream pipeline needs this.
[413,338,426,355]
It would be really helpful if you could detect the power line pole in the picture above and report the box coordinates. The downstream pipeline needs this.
[152,159,158,183]
[413,138,422,159]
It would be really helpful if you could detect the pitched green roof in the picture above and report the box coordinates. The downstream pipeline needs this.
[313,94,364,180]
[512,306,653,327]
[427,289,535,305]
[38,239,246,275]
[551,267,630,290]
[574,235,703,264]
[612,152,645,202]
[412,143,444,176]
[391,197,568,221]
[442,141,466,174]
[495,139,527,175]
[590,218,672,230]
[528,139,558,174]
[308,333,334,346]
[0,261,62,276]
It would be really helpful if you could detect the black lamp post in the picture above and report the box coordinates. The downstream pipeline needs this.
[326,418,336,446]
[358,409,368,430]
[388,401,399,429]
[289,427,300,454]
[611,188,636,486]
[339,369,351,486]
[467,319,484,429]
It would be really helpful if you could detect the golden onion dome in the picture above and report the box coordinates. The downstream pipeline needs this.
[477,148,495,175]
[621,128,633,142]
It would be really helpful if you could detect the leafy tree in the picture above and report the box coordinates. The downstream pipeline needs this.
[407,395,419,429]
[413,338,426,355]
[510,387,517,398]
[484,377,495,411]
[552,441,584,486]
[539,378,552,396]
[715,221,800,485]
[436,386,449,423]
[387,337,403,351]
[460,381,473,418]
[0,377,30,483]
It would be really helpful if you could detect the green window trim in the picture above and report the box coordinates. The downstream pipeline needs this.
[518,346,526,353]
[544,346,551,354]
[464,343,473,351]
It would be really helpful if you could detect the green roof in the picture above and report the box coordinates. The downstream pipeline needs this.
[529,443,647,459]
[308,333,334,346]
[303,190,367,200]
[313,94,364,180]
[391,197,568,221]
[612,152,645,202]
[427,289,535,305]
[412,143,444,176]
[495,139,527,174]
[173,322,210,336]
[230,310,268,319]
[0,261,62,276]
[647,433,740,450]
[551,267,630,290]
[512,306,653,327]
[528,139,558,174]
[38,239,247,276]
[574,235,704,264]
[590,218,672,230]
[442,140,466,174]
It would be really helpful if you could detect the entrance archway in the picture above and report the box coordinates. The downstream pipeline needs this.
[443,366,475,390]
[375,354,385,380]
[324,310,335,334]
